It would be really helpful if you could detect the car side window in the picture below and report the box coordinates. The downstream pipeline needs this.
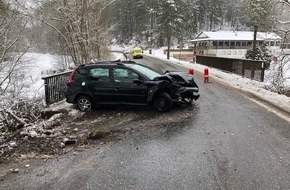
[113,68,139,83]
[89,67,110,82]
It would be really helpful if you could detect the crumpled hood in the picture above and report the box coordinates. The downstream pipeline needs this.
[163,71,198,87]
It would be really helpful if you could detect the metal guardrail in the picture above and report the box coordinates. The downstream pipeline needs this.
[42,71,72,105]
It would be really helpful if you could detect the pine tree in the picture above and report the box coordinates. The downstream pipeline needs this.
[245,43,271,69]
[208,0,224,31]
[156,0,184,59]
[181,0,199,39]
[243,0,276,31]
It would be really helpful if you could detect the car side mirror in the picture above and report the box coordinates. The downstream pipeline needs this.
[133,79,143,85]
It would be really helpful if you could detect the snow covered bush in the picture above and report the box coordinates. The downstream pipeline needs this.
[265,53,290,95]
[245,45,272,70]
[0,98,43,131]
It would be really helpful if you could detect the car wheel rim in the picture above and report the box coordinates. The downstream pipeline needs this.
[156,97,166,109]
[78,99,91,111]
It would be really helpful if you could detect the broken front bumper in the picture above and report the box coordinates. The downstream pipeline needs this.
[185,87,200,100]
[174,87,200,103]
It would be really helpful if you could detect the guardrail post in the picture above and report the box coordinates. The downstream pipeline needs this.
[43,78,49,106]
[261,62,265,82]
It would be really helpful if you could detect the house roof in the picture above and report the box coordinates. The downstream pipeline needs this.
[191,31,282,42]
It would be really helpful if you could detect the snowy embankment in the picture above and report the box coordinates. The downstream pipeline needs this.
[145,48,290,120]
[8,53,67,99]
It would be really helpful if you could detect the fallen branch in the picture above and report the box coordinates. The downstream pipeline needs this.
[6,109,27,127]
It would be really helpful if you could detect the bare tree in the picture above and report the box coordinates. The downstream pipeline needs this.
[28,0,114,65]
[265,0,290,94]
[0,1,43,132]
[0,1,29,96]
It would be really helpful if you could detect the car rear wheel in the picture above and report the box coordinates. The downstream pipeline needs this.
[154,92,173,112]
[77,96,93,112]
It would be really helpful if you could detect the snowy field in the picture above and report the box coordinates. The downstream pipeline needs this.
[14,53,68,99]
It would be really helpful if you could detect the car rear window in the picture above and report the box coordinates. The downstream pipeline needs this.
[73,68,87,80]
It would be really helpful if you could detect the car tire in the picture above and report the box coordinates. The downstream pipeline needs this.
[76,96,93,112]
[154,92,173,112]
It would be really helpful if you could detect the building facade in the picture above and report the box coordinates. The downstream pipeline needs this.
[189,31,282,59]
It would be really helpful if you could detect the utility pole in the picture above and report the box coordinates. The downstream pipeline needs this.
[251,25,258,79]
[253,25,258,59]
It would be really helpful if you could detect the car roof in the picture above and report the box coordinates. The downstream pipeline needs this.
[77,60,137,68]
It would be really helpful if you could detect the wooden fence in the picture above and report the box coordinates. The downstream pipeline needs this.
[42,71,72,105]
[196,55,265,82]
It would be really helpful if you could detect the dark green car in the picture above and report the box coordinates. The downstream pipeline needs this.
[66,61,199,112]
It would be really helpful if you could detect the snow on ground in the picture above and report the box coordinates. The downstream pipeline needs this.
[18,53,65,99]
[111,52,128,61]
[145,48,290,120]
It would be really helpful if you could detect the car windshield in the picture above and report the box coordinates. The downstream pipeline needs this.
[126,64,161,80]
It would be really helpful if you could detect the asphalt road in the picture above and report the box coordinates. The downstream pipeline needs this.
[1,56,290,190]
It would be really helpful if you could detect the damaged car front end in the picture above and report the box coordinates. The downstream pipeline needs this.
[153,71,200,105]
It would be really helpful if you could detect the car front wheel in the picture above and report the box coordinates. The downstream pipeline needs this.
[154,92,173,112]
[76,96,93,111]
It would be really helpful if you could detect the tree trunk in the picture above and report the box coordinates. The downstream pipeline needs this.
[166,22,172,60]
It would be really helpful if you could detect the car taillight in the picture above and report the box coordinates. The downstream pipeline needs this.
[67,68,77,85]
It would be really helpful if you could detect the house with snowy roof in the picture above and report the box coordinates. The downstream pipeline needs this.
[189,31,282,59]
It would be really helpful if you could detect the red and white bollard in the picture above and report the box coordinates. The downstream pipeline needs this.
[204,68,209,82]
[189,68,194,75]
